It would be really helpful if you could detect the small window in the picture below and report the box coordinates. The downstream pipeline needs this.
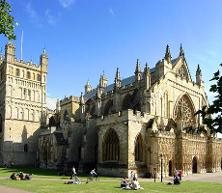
[16,69,20,77]
[37,74,41,81]
[33,73,35,80]
[24,144,28,152]
[27,71,31,79]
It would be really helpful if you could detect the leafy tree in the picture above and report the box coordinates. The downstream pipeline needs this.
[195,64,222,134]
[0,0,16,40]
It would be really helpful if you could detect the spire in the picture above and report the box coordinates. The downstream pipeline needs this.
[144,62,150,74]
[196,64,203,85]
[80,92,85,104]
[179,43,184,57]
[164,44,171,63]
[115,67,121,80]
[135,59,141,74]
[144,62,151,89]
[114,67,121,89]
[196,64,202,76]
[135,59,142,82]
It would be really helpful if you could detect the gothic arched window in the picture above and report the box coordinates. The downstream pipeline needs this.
[174,94,196,128]
[102,129,120,161]
[103,100,113,116]
[135,134,143,162]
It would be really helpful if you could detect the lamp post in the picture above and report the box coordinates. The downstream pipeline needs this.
[160,153,163,182]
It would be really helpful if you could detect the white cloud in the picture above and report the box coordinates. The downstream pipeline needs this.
[109,8,116,16]
[58,0,75,8]
[45,9,58,26]
[25,2,42,27]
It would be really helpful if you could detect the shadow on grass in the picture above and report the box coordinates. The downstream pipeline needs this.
[0,166,57,176]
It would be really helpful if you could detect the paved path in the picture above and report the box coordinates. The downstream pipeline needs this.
[0,186,32,193]
[183,172,222,183]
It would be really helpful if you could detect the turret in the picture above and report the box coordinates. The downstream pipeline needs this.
[40,48,48,73]
[56,99,61,113]
[98,71,108,89]
[143,63,151,90]
[5,42,15,62]
[135,59,142,82]
[85,80,92,94]
[79,92,85,120]
[164,44,171,63]
[114,68,121,90]
[196,64,203,86]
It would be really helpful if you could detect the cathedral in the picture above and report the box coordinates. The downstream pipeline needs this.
[38,44,222,177]
[1,42,222,178]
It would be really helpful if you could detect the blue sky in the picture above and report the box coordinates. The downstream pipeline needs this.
[1,0,222,103]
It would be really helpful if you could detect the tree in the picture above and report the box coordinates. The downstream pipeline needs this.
[195,64,222,134]
[0,0,16,40]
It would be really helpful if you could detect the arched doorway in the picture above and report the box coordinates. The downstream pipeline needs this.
[168,160,173,176]
[192,156,198,173]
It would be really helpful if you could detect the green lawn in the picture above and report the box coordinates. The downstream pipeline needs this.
[0,167,222,193]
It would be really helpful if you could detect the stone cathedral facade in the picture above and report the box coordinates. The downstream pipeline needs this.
[38,45,222,177]
[0,43,47,166]
[1,42,222,178]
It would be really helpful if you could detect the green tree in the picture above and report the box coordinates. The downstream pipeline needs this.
[196,64,222,134]
[0,0,16,40]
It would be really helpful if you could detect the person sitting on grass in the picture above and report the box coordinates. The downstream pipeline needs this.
[120,177,129,188]
[10,173,18,180]
[130,178,143,190]
[173,175,180,185]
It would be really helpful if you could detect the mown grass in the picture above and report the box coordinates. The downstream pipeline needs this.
[0,167,222,193]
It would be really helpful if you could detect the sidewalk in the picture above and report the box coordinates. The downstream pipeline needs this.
[0,186,33,193]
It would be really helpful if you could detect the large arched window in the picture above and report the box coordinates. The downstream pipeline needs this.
[103,99,113,116]
[174,94,196,128]
[122,94,132,110]
[102,129,120,161]
[122,89,141,112]
[135,133,143,162]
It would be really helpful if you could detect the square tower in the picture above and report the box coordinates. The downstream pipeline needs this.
[0,43,48,166]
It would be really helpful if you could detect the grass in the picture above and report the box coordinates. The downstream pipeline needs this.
[0,167,222,193]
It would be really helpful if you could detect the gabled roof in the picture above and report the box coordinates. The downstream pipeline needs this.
[171,56,192,81]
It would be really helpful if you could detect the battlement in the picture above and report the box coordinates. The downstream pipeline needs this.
[14,58,41,71]
[182,132,207,141]
[60,95,80,105]
[97,109,152,126]
[154,130,176,138]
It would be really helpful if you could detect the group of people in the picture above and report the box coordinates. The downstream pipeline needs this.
[10,172,32,180]
[120,171,143,190]
[65,167,98,184]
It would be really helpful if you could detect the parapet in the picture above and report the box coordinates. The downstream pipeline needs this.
[60,95,80,105]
